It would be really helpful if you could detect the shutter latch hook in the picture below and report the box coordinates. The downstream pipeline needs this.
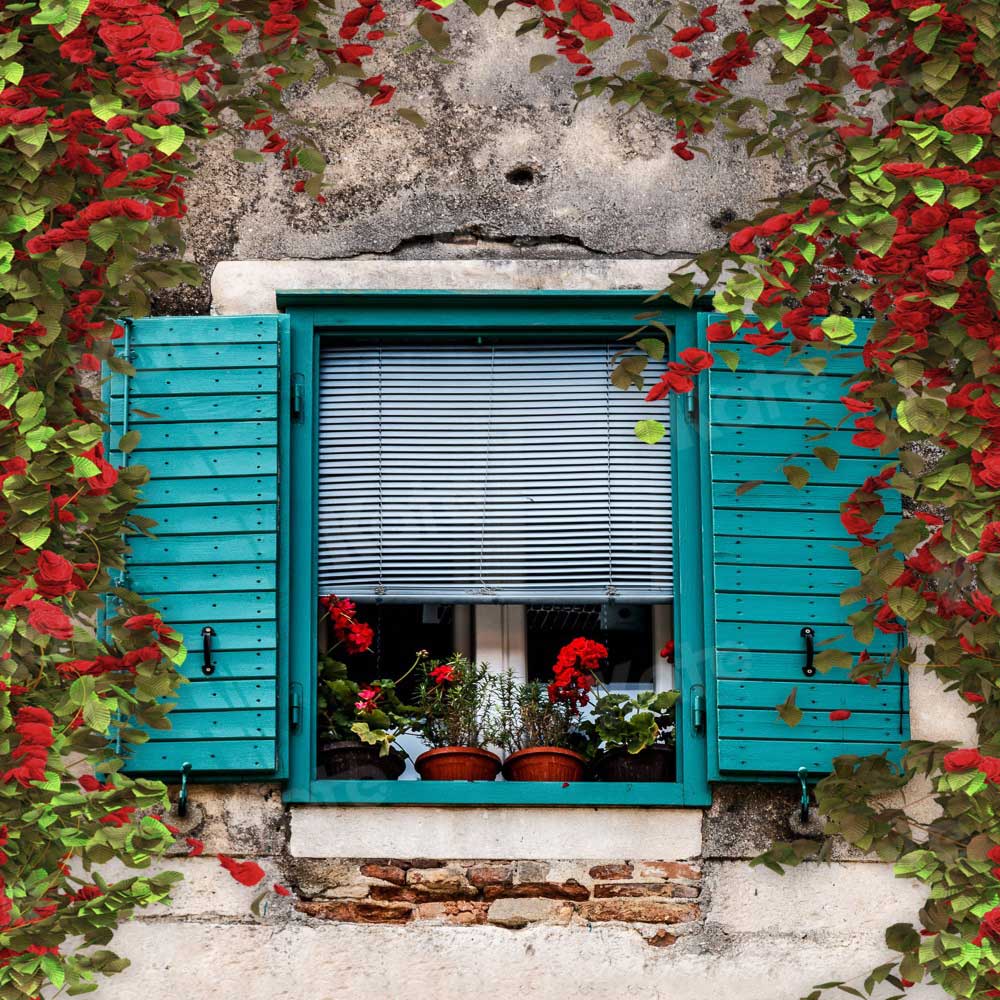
[797,766,810,824]
[177,761,192,818]
[800,626,816,677]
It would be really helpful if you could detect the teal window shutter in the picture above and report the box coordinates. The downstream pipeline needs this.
[109,315,290,779]
[700,312,909,779]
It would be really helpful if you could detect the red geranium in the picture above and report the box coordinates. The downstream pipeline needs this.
[942,748,982,772]
[941,106,994,135]
[218,855,266,887]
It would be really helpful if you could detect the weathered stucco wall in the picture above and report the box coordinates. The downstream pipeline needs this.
[115,3,970,990]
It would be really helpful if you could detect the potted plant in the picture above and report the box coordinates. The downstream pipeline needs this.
[581,688,681,782]
[316,595,415,780]
[490,637,609,782]
[413,654,502,781]
[493,675,589,783]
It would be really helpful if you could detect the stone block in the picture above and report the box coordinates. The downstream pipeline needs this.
[359,863,407,885]
[577,900,701,925]
[483,880,590,902]
[295,900,414,924]
[285,859,367,898]
[468,863,514,887]
[637,861,701,881]
[416,901,490,925]
[406,866,475,895]
[588,863,633,880]
[487,897,574,929]
[593,883,699,899]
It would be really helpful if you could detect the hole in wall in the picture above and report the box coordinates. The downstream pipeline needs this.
[505,165,538,187]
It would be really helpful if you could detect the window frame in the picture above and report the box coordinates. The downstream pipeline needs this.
[279,289,711,807]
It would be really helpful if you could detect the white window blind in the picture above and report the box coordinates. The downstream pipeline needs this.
[317,342,672,603]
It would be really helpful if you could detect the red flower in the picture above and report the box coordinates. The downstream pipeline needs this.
[828,710,851,721]
[659,640,674,661]
[355,687,381,713]
[973,906,1000,946]
[27,600,74,640]
[941,106,993,135]
[186,837,205,857]
[429,664,455,685]
[979,756,1000,784]
[273,884,291,896]
[33,551,80,598]
[961,692,985,704]
[942,748,982,772]
[263,13,301,35]
[142,15,184,52]
[219,854,266,887]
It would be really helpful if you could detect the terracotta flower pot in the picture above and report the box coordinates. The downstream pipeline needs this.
[318,740,406,781]
[415,746,502,781]
[502,746,587,783]
[592,744,676,783]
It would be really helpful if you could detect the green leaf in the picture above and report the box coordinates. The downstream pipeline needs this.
[233,148,265,164]
[635,419,665,445]
[821,316,856,345]
[397,108,427,128]
[117,430,141,454]
[735,480,763,496]
[637,337,665,361]
[846,0,870,20]
[15,389,43,421]
[41,954,65,989]
[71,454,101,478]
[529,53,557,73]
[813,446,839,470]
[18,523,50,550]
[913,176,945,205]
[949,133,983,164]
[83,699,112,733]
[296,146,326,173]
[776,687,803,728]
[783,464,810,489]
[799,356,827,375]
[89,94,122,122]
[717,349,739,372]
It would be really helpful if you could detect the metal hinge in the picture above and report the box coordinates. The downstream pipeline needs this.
[685,383,699,424]
[291,374,305,423]
[290,683,303,730]
[691,684,706,733]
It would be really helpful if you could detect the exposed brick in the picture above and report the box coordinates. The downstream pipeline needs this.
[416,901,490,925]
[588,863,634,880]
[593,883,699,899]
[637,861,701,881]
[577,900,701,925]
[513,860,550,883]
[359,863,407,885]
[484,880,590,903]
[369,884,479,903]
[645,930,678,948]
[468,864,514,887]
[406,867,476,895]
[296,900,413,924]
[400,858,445,869]
[487,897,574,929]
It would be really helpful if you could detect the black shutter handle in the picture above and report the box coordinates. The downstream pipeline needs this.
[201,626,216,676]
[801,626,816,677]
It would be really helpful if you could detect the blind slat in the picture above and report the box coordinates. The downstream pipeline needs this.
[318,343,673,602]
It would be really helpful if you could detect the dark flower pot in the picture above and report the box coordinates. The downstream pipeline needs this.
[415,746,501,781]
[502,746,587,783]
[592,744,676,783]
[318,740,406,780]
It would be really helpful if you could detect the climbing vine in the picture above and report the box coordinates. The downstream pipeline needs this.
[1,0,999,997]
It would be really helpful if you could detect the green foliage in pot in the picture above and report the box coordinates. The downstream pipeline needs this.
[492,673,585,756]
[317,655,416,757]
[415,655,499,750]
[579,689,681,759]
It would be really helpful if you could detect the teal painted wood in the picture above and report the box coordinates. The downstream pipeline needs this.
[158,709,277,740]
[111,367,278,397]
[718,679,903,712]
[719,709,901,740]
[110,393,278,423]
[715,536,853,568]
[719,740,904,773]
[130,343,279,370]
[128,533,275,565]
[128,563,277,593]
[713,453,897,488]
[710,424,871,456]
[112,314,289,781]
[155,591,277,622]
[716,621,897,653]
[716,651,903,682]
[123,740,275,774]
[141,504,276,535]
[715,565,858,595]
[135,421,278,450]
[709,340,865,375]
[140,475,277,506]
[175,649,277,680]
[716,594,864,624]
[700,312,909,780]
[282,291,713,807]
